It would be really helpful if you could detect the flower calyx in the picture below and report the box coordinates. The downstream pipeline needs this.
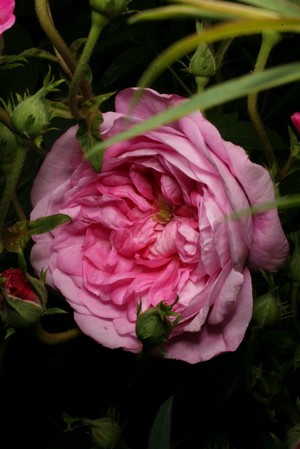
[135,297,181,355]
[10,70,64,138]
[89,0,129,18]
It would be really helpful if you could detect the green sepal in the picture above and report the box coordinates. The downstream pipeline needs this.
[136,297,181,355]
[76,92,115,172]
[1,214,71,253]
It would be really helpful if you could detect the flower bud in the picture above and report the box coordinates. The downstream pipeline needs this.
[89,0,128,18]
[287,423,300,449]
[88,417,123,449]
[189,40,216,79]
[135,300,180,352]
[10,71,64,137]
[252,291,281,328]
[291,112,300,135]
[11,95,49,136]
[0,268,47,328]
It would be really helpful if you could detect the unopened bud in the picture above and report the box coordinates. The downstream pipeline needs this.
[136,300,180,352]
[287,423,300,449]
[252,291,281,327]
[291,112,300,135]
[89,0,128,18]
[188,22,216,79]
[88,417,123,449]
[0,268,47,327]
[11,71,63,137]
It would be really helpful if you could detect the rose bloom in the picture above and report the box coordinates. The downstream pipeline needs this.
[30,88,289,363]
[291,112,300,134]
[0,0,15,36]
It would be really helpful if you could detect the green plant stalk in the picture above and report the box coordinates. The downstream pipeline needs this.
[34,0,93,109]
[68,11,108,118]
[0,141,28,238]
[33,321,82,344]
[247,31,282,169]
[0,106,13,130]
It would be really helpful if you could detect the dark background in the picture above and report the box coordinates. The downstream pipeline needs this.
[1,1,300,448]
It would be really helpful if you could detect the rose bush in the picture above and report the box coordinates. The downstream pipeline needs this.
[0,0,15,36]
[30,88,289,363]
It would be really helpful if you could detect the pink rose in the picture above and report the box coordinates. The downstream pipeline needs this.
[30,88,289,363]
[0,0,15,36]
[291,112,300,134]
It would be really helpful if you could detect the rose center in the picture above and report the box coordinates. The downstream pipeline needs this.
[152,198,174,224]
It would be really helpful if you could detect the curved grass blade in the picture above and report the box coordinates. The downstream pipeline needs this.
[128,3,278,23]
[235,0,300,16]
[87,61,300,157]
[136,17,300,90]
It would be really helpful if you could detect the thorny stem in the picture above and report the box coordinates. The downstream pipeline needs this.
[0,140,28,238]
[247,31,282,170]
[68,11,108,118]
[34,0,93,118]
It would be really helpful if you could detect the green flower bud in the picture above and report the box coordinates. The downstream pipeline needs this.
[89,0,128,18]
[0,268,47,328]
[287,423,300,449]
[252,291,281,328]
[88,417,123,449]
[10,71,64,137]
[188,22,216,79]
[135,300,180,353]
[63,411,125,449]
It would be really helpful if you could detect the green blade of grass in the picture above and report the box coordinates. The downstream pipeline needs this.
[87,61,300,158]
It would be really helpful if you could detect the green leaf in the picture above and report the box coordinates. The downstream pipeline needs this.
[128,2,279,24]
[2,215,71,253]
[28,214,71,234]
[87,62,300,156]
[237,0,300,16]
[20,47,57,62]
[76,93,115,172]
[76,113,104,172]
[147,396,173,449]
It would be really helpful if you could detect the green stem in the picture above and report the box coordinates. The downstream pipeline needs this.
[12,194,27,221]
[33,321,82,344]
[0,106,13,130]
[247,31,282,169]
[34,0,93,113]
[0,140,28,236]
[68,11,108,118]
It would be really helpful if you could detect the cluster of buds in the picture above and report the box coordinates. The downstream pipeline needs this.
[0,268,47,328]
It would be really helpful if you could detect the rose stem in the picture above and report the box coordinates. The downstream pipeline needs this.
[247,31,282,170]
[33,321,82,345]
[34,0,93,118]
[68,8,108,118]
[0,106,13,130]
[0,140,28,237]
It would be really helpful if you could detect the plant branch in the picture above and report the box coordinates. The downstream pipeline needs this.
[247,31,282,169]
[34,0,93,117]
[68,11,108,118]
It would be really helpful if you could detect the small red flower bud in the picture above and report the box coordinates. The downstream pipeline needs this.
[291,112,300,135]
[0,268,47,328]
